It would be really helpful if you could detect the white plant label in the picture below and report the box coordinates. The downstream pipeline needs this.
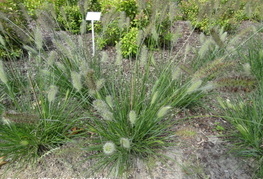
[86,12,101,56]
[86,12,101,21]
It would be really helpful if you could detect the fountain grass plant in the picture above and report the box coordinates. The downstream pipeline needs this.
[1,1,263,178]
[0,55,85,168]
[216,35,263,178]
[79,56,211,177]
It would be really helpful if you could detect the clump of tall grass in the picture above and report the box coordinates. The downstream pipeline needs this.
[216,34,263,178]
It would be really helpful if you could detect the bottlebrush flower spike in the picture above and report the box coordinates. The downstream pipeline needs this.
[103,142,116,155]
[157,106,171,118]
[129,110,137,126]
[0,60,8,85]
[120,138,131,149]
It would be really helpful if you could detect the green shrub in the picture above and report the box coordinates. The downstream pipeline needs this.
[97,18,125,49]
[0,0,30,59]
[99,0,137,19]
[56,5,83,34]
[97,0,176,55]
[178,0,263,34]
[120,27,139,58]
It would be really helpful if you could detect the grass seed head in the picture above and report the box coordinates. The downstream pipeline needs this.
[101,110,114,121]
[106,95,114,109]
[0,34,5,46]
[157,106,171,118]
[0,60,8,85]
[243,63,251,76]
[85,69,96,91]
[103,142,116,155]
[48,85,58,103]
[71,71,82,92]
[20,140,29,146]
[120,138,131,149]
[151,91,159,105]
[187,79,203,94]
[129,110,137,126]
[93,99,109,114]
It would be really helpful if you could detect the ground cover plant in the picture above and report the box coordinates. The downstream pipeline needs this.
[0,0,263,178]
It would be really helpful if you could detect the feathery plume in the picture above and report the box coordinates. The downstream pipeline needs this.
[136,29,144,47]
[80,20,87,35]
[128,110,137,126]
[0,34,5,46]
[23,45,38,55]
[103,141,116,155]
[101,51,108,63]
[243,63,251,76]
[93,99,109,113]
[2,111,39,124]
[48,85,58,103]
[71,71,82,92]
[157,106,171,118]
[198,39,212,58]
[115,42,122,66]
[118,11,126,29]
[55,62,66,72]
[85,69,96,90]
[192,58,234,80]
[101,110,114,121]
[47,51,57,66]
[151,91,158,105]
[106,95,114,109]
[34,27,43,50]
[172,67,181,81]
[140,45,148,68]
[120,138,131,149]
[96,79,105,91]
[214,76,257,93]
[0,60,8,85]
[187,80,203,94]
[210,28,224,48]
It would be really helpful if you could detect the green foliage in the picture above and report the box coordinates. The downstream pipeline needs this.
[97,18,125,49]
[82,58,210,176]
[0,0,30,59]
[56,5,83,34]
[215,36,263,178]
[99,0,137,19]
[178,0,263,34]
[1,0,263,177]
[120,27,139,58]
[97,0,176,56]
[217,87,263,177]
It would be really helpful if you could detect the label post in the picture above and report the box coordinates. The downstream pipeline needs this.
[86,12,101,56]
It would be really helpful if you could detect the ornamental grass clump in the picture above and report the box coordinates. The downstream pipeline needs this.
[215,36,263,178]
[81,53,215,177]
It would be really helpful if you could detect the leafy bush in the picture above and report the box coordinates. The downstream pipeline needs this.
[178,0,263,34]
[56,5,83,34]
[97,0,176,56]
[0,0,30,59]
[120,27,139,58]
[99,0,137,19]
